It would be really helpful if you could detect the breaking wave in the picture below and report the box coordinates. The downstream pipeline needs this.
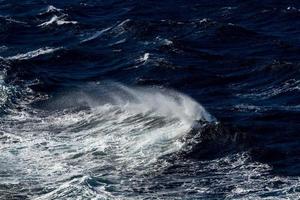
[0,83,214,199]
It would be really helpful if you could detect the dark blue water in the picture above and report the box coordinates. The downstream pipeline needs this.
[1,0,300,199]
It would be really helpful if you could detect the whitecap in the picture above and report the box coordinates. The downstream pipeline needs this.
[38,15,78,27]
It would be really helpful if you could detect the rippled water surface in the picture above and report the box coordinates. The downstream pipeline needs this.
[0,0,300,199]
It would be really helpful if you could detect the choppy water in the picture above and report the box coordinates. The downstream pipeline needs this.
[0,0,300,199]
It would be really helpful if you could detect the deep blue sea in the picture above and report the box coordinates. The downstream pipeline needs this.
[0,0,300,199]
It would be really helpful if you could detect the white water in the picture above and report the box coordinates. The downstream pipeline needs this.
[0,83,214,199]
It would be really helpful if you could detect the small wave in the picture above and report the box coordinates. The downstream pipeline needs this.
[38,15,78,27]
[160,38,173,46]
[80,27,112,43]
[39,5,63,15]
[4,17,27,25]
[137,52,150,62]
[109,38,127,46]
[0,45,8,53]
[116,18,131,28]
[80,19,131,43]
[110,19,131,36]
[6,47,61,61]
[234,104,263,112]
[238,79,300,100]
[199,18,211,24]
[284,6,300,13]
[46,5,62,13]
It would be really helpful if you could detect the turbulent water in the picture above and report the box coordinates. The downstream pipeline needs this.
[0,0,300,199]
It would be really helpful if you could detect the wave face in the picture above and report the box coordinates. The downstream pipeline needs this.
[1,0,300,199]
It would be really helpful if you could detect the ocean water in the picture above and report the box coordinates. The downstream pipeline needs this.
[0,0,300,199]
